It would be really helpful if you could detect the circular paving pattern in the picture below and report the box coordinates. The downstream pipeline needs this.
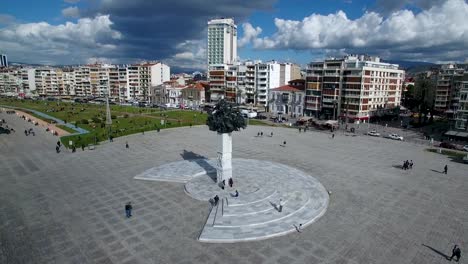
[135,158,329,243]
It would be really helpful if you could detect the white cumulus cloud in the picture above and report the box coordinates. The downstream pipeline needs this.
[62,6,80,18]
[238,23,262,47]
[246,0,468,61]
[0,15,122,65]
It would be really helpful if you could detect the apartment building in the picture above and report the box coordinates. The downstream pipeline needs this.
[452,73,468,131]
[434,64,467,112]
[0,68,21,95]
[306,55,404,122]
[0,54,7,67]
[0,63,169,101]
[207,60,300,105]
[207,18,237,66]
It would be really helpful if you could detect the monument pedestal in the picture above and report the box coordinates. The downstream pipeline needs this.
[216,133,232,183]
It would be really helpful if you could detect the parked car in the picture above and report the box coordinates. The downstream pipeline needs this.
[367,130,380,137]
[463,145,468,152]
[439,142,457,150]
[388,133,404,141]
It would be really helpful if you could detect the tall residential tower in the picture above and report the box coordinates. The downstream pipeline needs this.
[207,18,237,66]
[0,54,8,67]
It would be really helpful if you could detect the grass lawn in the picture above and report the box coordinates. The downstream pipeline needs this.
[0,98,209,147]
[426,148,468,163]
[247,119,275,126]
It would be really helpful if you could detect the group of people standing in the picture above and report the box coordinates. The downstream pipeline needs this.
[211,178,239,206]
[24,128,35,136]
[402,160,414,170]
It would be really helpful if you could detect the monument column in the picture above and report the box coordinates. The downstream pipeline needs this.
[217,133,232,183]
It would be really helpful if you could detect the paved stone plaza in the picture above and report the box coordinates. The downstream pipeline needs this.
[135,158,329,242]
[0,111,467,263]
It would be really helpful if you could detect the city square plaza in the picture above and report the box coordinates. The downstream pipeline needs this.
[0,111,467,264]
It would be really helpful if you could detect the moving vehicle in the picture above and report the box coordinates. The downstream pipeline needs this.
[462,145,468,152]
[439,142,457,150]
[241,109,257,118]
[367,130,380,137]
[388,134,404,141]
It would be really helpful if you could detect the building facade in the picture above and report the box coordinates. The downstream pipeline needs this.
[269,85,305,117]
[0,63,170,102]
[207,60,300,105]
[434,64,467,112]
[207,18,237,66]
[181,82,206,108]
[305,55,404,122]
[453,73,468,131]
[0,54,8,68]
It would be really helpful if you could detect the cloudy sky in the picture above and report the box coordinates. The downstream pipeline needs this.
[1,0,467,71]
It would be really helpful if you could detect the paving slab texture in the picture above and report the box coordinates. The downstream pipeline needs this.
[135,159,329,242]
[1,111,467,264]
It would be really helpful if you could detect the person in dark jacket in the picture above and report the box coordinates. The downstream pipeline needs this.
[125,202,133,218]
[449,245,461,262]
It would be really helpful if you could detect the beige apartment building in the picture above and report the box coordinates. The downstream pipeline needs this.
[306,55,404,122]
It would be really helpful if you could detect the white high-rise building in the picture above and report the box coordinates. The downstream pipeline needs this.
[207,18,237,66]
[0,54,8,67]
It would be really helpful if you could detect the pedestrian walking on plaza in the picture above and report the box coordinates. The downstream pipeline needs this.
[221,180,226,190]
[110,135,113,142]
[55,145,60,153]
[125,202,133,218]
[213,195,219,206]
[299,127,302,133]
[332,133,335,139]
[261,132,263,137]
[228,178,233,188]
[234,190,239,197]
[409,160,413,169]
[81,144,85,151]
[283,141,287,146]
[24,129,28,136]
[72,146,76,153]
[57,141,61,147]
[257,132,260,137]
[278,199,284,212]
[125,141,129,149]
[444,164,448,174]
[271,132,273,137]
[448,245,461,262]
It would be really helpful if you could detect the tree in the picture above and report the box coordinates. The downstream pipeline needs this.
[207,99,246,134]
[413,74,435,124]
[206,100,246,183]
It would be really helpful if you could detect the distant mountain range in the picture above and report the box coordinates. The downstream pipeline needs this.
[383,60,436,74]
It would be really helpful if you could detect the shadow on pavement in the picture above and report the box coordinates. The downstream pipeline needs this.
[422,244,450,260]
[181,150,217,182]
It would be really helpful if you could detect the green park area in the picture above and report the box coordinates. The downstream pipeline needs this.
[0,98,209,148]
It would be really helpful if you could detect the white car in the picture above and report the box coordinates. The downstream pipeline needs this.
[463,145,468,152]
[367,130,380,137]
[388,133,404,141]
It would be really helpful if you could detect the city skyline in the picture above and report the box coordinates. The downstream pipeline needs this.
[0,0,467,71]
